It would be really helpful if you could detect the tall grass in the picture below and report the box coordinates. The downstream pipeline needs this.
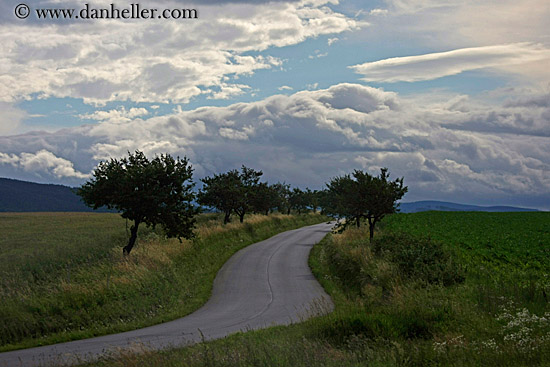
[85,212,550,367]
[0,212,327,352]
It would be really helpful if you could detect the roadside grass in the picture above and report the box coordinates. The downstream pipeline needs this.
[85,211,550,367]
[0,212,327,352]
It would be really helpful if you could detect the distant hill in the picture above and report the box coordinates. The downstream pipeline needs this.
[1,177,541,213]
[399,200,538,213]
[0,178,108,212]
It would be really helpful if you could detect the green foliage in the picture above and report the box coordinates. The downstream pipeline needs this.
[198,165,263,223]
[82,212,550,367]
[248,182,278,215]
[303,187,321,213]
[0,213,327,351]
[271,182,291,214]
[324,168,407,240]
[383,211,550,272]
[373,233,465,286]
[77,151,198,254]
[289,187,308,214]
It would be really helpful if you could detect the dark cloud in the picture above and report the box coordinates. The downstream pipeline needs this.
[1,83,549,209]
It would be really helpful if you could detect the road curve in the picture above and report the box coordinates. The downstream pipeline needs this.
[0,222,334,367]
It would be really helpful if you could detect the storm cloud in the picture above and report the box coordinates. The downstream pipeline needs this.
[1,83,548,209]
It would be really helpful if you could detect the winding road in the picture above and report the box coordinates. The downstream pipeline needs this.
[0,221,334,367]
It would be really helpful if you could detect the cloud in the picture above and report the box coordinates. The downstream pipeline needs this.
[80,107,149,123]
[0,0,360,105]
[278,85,293,91]
[351,0,550,85]
[1,149,90,179]
[0,102,27,135]
[369,9,388,16]
[350,43,550,82]
[1,83,549,208]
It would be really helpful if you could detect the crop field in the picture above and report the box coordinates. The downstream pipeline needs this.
[85,211,550,367]
[0,212,327,352]
[383,211,550,271]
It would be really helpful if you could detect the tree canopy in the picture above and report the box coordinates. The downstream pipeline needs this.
[324,168,407,241]
[77,151,198,254]
[198,165,263,223]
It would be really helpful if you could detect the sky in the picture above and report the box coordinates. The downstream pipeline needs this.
[0,0,549,210]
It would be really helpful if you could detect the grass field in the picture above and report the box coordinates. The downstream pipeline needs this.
[0,211,328,352]
[83,211,550,367]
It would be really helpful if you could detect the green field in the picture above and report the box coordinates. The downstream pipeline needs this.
[383,211,550,271]
[84,211,550,367]
[0,212,327,351]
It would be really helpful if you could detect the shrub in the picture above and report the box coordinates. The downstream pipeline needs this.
[373,233,465,286]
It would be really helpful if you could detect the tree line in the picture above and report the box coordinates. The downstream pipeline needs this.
[78,151,407,254]
[198,165,321,224]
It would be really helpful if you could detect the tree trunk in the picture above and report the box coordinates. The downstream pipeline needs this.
[239,213,245,223]
[287,207,291,215]
[123,220,140,255]
[356,216,361,228]
[264,209,269,215]
[368,217,375,243]
[369,224,374,242]
[224,211,231,224]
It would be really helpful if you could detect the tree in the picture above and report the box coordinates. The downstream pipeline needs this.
[198,165,263,223]
[325,168,407,241]
[250,182,280,215]
[198,170,241,224]
[289,187,308,214]
[234,166,263,222]
[304,187,320,213]
[77,151,198,255]
[271,182,291,214]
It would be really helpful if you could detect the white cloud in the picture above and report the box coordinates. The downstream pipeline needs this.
[350,43,550,82]
[1,150,90,179]
[369,9,388,16]
[278,85,294,91]
[0,102,27,135]
[1,83,549,208]
[0,152,19,166]
[80,107,149,123]
[0,0,360,105]
[219,127,250,140]
[350,0,550,85]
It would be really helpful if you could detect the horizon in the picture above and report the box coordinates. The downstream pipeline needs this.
[1,1,549,211]
[0,176,544,212]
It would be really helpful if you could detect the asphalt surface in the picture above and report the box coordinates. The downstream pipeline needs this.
[0,221,335,367]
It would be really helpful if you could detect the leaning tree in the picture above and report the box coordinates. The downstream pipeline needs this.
[325,168,407,241]
[77,150,199,255]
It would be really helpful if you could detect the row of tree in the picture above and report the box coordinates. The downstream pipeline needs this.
[78,151,407,254]
[197,166,321,224]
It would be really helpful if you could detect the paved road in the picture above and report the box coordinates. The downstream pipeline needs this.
[0,222,335,367]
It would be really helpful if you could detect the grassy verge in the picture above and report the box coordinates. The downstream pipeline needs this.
[84,212,550,367]
[0,212,327,352]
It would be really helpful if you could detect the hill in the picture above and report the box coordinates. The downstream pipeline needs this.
[1,178,540,213]
[0,177,100,212]
[399,200,538,213]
